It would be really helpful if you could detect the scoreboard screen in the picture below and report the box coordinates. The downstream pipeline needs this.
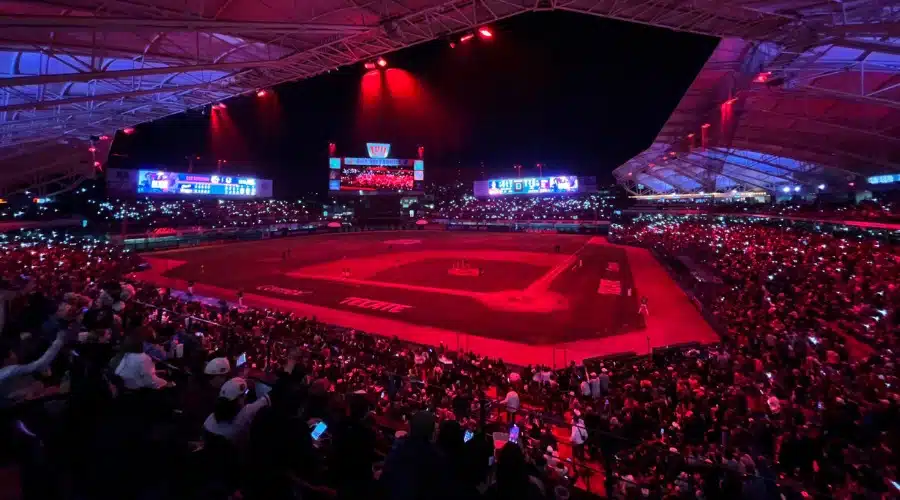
[328,143,424,195]
[137,170,259,197]
[481,176,579,196]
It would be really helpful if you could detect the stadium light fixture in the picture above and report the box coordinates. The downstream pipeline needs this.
[460,33,475,43]
[817,184,826,190]
[753,71,772,83]
[99,135,110,141]
[376,57,388,68]
[88,146,96,153]
[793,186,801,192]
[478,27,493,38]
[122,127,135,135]
[782,186,791,193]
[364,61,376,70]
[256,89,268,97]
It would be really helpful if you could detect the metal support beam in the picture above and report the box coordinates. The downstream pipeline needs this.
[0,59,281,87]
[0,16,373,34]
[0,82,225,113]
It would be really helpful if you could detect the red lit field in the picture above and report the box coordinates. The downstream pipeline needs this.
[136,231,718,366]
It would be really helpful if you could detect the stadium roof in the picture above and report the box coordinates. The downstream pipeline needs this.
[0,1,897,196]
[614,28,900,195]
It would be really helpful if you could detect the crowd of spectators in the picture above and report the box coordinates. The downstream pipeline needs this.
[633,197,899,225]
[607,214,898,497]
[88,198,320,232]
[1,210,898,500]
[0,230,590,500]
[431,193,615,221]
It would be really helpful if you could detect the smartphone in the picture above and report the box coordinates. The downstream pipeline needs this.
[508,424,520,444]
[464,430,474,443]
[660,428,665,437]
[817,401,824,410]
[311,421,328,441]
[236,352,247,368]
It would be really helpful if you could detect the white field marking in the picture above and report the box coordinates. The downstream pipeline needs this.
[339,296,412,313]
[256,285,310,297]
[524,239,591,293]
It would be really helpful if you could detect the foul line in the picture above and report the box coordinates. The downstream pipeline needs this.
[524,240,591,293]
[290,273,490,299]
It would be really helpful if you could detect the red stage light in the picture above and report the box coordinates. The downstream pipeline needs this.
[701,123,711,129]
[687,133,695,138]
[753,71,772,83]
[376,57,387,68]
[99,135,109,141]
[256,89,267,97]
[216,103,226,109]
[460,33,475,43]
[122,127,135,135]
[478,27,493,38]
[88,146,96,153]
[364,62,376,70]
[449,42,456,49]
[93,161,101,168]
[723,97,737,105]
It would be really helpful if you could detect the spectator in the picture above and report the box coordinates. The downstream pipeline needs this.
[382,411,452,500]
[0,329,65,402]
[485,442,546,500]
[500,387,520,424]
[203,377,270,447]
[111,332,169,390]
[570,414,587,462]
[331,394,378,499]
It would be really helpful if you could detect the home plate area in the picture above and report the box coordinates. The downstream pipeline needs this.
[150,232,642,345]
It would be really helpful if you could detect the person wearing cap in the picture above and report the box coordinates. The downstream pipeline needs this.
[570,414,587,462]
[181,357,232,430]
[598,368,610,394]
[112,331,170,390]
[203,376,270,447]
[588,372,601,400]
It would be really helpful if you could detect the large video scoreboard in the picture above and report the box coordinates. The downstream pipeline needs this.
[106,168,273,198]
[474,175,596,197]
[329,143,424,195]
